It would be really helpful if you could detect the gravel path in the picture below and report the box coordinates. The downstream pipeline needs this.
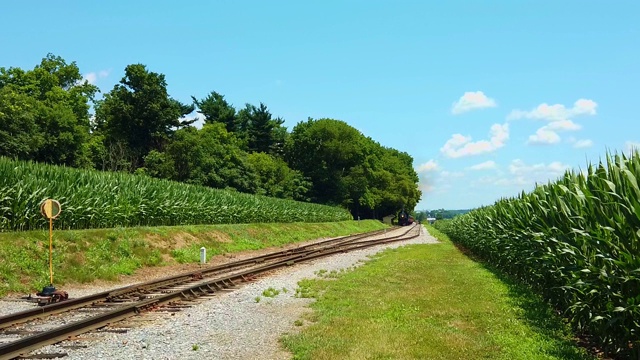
[5,225,439,359]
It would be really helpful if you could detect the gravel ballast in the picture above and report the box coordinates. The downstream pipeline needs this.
[3,225,439,359]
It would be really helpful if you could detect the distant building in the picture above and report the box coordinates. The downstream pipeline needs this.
[426,217,436,224]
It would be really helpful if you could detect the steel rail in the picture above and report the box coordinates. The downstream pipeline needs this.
[0,228,390,330]
[0,225,420,359]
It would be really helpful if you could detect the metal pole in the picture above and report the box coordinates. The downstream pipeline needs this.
[49,217,53,286]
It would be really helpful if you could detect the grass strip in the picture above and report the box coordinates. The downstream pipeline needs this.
[0,220,386,296]
[281,225,596,360]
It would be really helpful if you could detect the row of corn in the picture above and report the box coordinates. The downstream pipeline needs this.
[434,150,640,358]
[0,157,353,231]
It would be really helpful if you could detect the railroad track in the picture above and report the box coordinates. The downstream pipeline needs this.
[0,224,421,359]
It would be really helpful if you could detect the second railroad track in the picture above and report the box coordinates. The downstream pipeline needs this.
[0,224,421,360]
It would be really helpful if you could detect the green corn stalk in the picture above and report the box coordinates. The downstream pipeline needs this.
[435,150,640,358]
[0,157,352,231]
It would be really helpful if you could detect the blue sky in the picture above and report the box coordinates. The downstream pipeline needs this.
[2,1,638,210]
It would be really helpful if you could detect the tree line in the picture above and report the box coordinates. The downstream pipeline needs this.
[415,209,471,221]
[0,54,421,219]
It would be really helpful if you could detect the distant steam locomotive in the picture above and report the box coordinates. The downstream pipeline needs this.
[397,209,414,226]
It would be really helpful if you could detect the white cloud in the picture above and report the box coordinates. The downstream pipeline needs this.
[527,120,582,145]
[508,99,597,146]
[82,70,110,84]
[470,160,497,170]
[84,73,97,84]
[416,159,439,173]
[527,127,561,145]
[507,99,597,121]
[573,139,593,148]
[451,91,497,115]
[625,141,640,154]
[509,159,569,178]
[482,159,569,189]
[180,111,207,129]
[546,120,581,131]
[441,123,509,158]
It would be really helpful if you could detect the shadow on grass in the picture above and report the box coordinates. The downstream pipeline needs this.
[451,242,601,360]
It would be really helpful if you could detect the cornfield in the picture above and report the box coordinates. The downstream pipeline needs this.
[435,150,640,358]
[0,157,352,231]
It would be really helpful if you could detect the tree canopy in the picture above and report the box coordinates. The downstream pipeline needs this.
[0,54,98,167]
[94,64,194,169]
[286,118,421,218]
[193,91,237,132]
[0,54,422,218]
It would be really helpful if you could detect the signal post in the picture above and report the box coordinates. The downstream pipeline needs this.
[35,199,68,303]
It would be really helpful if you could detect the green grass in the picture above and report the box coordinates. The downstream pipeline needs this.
[433,150,640,356]
[0,220,386,296]
[281,226,596,360]
[262,287,281,298]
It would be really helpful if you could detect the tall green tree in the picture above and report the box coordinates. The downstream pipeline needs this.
[0,54,98,167]
[237,102,286,154]
[370,146,422,217]
[0,86,42,159]
[143,123,259,193]
[247,152,310,201]
[94,64,194,169]
[286,118,366,206]
[193,91,237,132]
[286,118,421,218]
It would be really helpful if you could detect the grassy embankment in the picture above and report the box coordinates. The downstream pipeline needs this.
[0,220,386,297]
[281,225,596,360]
